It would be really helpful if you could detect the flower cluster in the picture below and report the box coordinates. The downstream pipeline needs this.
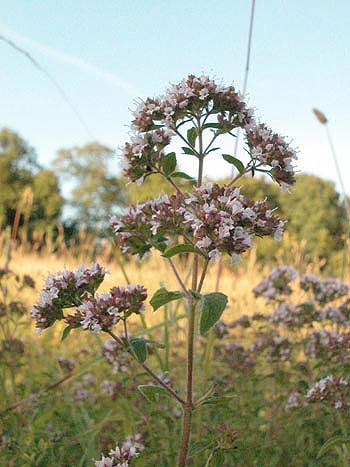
[31,263,147,335]
[101,339,130,374]
[221,342,254,372]
[94,433,144,467]
[249,330,292,362]
[269,301,318,328]
[253,266,297,300]
[131,74,251,133]
[305,330,350,361]
[31,263,106,333]
[121,129,173,183]
[71,373,98,403]
[65,285,147,333]
[122,74,297,187]
[100,380,122,400]
[322,300,350,326]
[300,274,349,303]
[245,123,297,189]
[111,183,285,262]
[305,375,350,410]
[285,391,302,410]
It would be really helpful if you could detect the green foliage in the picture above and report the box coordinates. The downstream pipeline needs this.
[222,154,245,174]
[162,244,202,258]
[53,142,126,228]
[199,292,228,335]
[279,174,346,258]
[150,287,184,311]
[219,173,348,262]
[138,385,173,403]
[130,337,148,363]
[0,128,63,232]
[31,169,64,229]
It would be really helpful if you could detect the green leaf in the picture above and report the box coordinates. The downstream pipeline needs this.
[171,171,194,180]
[182,146,196,156]
[203,122,221,130]
[222,154,245,174]
[162,152,177,176]
[198,395,236,407]
[162,244,202,258]
[138,384,172,403]
[61,326,73,341]
[206,147,220,154]
[187,127,197,147]
[200,292,228,335]
[130,337,147,363]
[317,435,350,459]
[150,287,184,311]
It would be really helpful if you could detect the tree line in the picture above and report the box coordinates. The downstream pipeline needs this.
[0,127,348,262]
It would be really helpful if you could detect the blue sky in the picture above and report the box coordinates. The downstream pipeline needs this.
[1,1,349,194]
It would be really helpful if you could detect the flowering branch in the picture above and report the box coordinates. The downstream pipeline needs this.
[107,330,186,406]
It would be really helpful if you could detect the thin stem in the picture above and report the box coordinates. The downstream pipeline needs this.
[115,255,131,284]
[139,361,186,406]
[197,259,210,293]
[325,124,350,230]
[107,330,186,406]
[227,166,253,187]
[204,132,219,154]
[167,258,191,297]
[178,115,204,467]
[2,371,73,414]
[123,319,129,340]
[165,175,185,196]
[231,0,256,176]
[174,129,200,157]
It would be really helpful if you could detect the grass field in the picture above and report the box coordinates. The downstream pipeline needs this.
[1,245,350,466]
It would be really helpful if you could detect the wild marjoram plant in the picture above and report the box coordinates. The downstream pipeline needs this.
[31,75,297,466]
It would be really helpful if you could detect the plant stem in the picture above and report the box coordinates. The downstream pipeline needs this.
[167,258,191,297]
[197,259,210,293]
[107,330,186,406]
[178,116,205,467]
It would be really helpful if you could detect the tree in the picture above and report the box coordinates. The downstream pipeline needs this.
[223,173,347,260]
[31,169,64,230]
[0,128,39,226]
[53,142,126,229]
[126,173,194,204]
[0,128,63,233]
[279,174,346,258]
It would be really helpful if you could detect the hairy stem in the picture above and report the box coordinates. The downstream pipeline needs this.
[178,116,205,467]
[108,330,186,406]
[167,258,191,297]
[197,259,210,293]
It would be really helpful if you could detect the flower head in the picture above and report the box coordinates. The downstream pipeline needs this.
[31,263,106,333]
[112,184,284,261]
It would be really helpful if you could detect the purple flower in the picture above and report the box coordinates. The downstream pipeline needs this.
[245,123,298,188]
[253,266,297,300]
[300,274,349,303]
[306,375,350,410]
[121,74,297,186]
[112,184,285,261]
[66,285,147,333]
[94,433,144,467]
[31,263,106,333]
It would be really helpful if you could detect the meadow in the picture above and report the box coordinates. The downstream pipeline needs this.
[1,233,350,467]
